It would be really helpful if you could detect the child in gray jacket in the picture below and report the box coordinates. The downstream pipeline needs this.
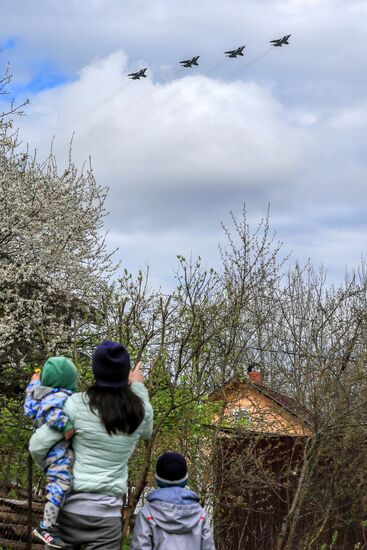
[131,452,215,550]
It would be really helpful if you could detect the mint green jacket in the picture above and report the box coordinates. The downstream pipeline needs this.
[29,382,153,496]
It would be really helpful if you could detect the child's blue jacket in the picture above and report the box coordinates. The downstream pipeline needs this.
[24,379,74,506]
[24,380,73,432]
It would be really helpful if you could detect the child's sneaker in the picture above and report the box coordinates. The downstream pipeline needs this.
[33,522,66,548]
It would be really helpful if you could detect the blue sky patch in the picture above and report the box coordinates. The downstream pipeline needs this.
[0,37,16,51]
[25,70,70,94]
[8,59,71,100]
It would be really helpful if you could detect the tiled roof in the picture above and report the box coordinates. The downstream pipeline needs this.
[252,383,314,427]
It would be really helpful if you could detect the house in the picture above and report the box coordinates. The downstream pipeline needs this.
[209,367,314,550]
[209,367,314,437]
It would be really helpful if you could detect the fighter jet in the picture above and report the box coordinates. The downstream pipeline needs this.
[270,35,291,47]
[225,46,246,58]
[180,56,200,68]
[128,68,147,80]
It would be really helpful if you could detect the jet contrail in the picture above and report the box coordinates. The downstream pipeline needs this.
[204,58,228,76]
[229,47,274,78]
[63,80,133,135]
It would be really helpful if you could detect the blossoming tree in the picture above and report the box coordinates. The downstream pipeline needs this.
[0,70,114,392]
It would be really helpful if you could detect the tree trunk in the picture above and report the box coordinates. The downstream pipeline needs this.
[275,435,319,550]
[121,438,155,542]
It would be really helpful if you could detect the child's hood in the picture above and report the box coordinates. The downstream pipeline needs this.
[41,357,78,391]
[33,384,73,404]
[33,385,57,400]
[146,487,205,534]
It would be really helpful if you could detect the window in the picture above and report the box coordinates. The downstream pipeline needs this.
[232,407,251,421]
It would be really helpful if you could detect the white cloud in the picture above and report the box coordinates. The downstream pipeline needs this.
[17,51,310,216]
[327,103,367,129]
[1,0,366,285]
[107,227,223,290]
[2,0,367,103]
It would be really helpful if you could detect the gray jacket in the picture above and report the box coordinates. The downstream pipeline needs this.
[131,487,215,550]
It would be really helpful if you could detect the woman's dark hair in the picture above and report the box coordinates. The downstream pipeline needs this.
[87,384,145,435]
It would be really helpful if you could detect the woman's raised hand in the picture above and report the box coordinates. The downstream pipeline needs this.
[129,361,146,385]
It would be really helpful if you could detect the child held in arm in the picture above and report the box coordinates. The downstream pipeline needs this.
[24,356,78,549]
[131,452,216,550]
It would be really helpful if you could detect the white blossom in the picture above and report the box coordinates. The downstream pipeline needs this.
[0,72,115,383]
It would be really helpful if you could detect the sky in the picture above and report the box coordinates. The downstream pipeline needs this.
[1,0,367,287]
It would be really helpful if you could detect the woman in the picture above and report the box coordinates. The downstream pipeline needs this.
[29,340,153,549]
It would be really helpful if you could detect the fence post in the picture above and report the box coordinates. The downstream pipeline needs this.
[27,453,33,550]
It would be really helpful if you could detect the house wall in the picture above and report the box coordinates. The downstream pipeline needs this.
[214,433,366,550]
[214,434,306,550]
[216,382,313,436]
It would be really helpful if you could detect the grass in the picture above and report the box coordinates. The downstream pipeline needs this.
[123,534,132,549]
